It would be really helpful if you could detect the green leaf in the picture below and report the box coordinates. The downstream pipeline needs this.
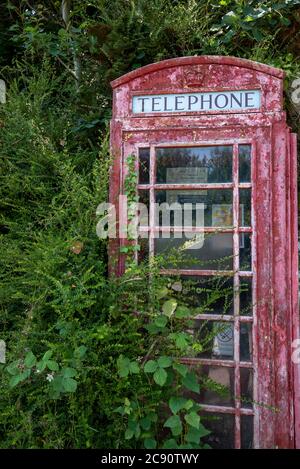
[125,429,134,440]
[182,372,200,393]
[156,287,169,299]
[157,356,172,368]
[135,424,141,439]
[173,362,188,377]
[128,418,138,432]
[144,360,158,373]
[154,315,168,328]
[9,374,23,387]
[171,425,182,437]
[185,427,202,444]
[162,299,177,317]
[24,351,36,368]
[162,439,178,449]
[117,356,130,377]
[129,361,140,374]
[43,350,53,361]
[147,412,158,423]
[62,377,77,392]
[20,369,31,380]
[140,417,151,431]
[164,415,181,429]
[62,367,77,378]
[51,376,63,392]
[175,306,191,319]
[144,438,157,449]
[46,360,59,371]
[222,29,235,44]
[145,323,161,335]
[184,411,200,429]
[222,11,238,25]
[171,332,189,350]
[169,397,188,414]
[6,361,19,376]
[36,360,47,372]
[183,399,194,411]
[186,423,211,443]
[252,27,264,42]
[153,367,167,386]
[74,345,87,358]
[198,422,211,437]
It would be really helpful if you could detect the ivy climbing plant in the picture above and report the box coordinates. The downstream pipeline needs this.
[113,153,235,449]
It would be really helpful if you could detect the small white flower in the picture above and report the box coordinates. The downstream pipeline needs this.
[36,369,41,374]
[46,373,54,382]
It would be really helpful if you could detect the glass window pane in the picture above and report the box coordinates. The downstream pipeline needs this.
[193,320,234,360]
[192,366,234,406]
[239,145,251,182]
[240,277,253,316]
[240,323,252,362]
[138,238,149,263]
[155,189,233,227]
[139,148,150,184]
[173,276,234,314]
[241,415,254,449]
[240,234,252,271]
[240,368,253,409]
[154,232,233,270]
[156,146,233,184]
[240,189,251,226]
[138,190,149,227]
[201,413,235,449]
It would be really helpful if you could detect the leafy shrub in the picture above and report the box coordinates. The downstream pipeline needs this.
[0,0,299,449]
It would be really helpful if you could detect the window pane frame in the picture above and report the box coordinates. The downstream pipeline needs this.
[136,141,255,449]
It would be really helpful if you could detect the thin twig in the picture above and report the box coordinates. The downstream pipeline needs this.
[56,56,77,80]
[142,339,159,365]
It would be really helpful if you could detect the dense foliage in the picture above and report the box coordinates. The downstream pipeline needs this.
[0,0,300,449]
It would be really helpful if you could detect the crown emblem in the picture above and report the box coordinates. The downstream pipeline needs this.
[182,65,206,87]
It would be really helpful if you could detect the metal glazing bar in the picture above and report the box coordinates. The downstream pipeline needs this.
[200,404,254,416]
[149,146,156,260]
[233,143,241,449]
[179,357,253,369]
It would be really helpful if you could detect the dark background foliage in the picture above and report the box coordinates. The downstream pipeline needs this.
[0,0,300,448]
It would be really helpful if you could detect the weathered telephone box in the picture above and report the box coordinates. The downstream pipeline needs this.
[109,56,299,449]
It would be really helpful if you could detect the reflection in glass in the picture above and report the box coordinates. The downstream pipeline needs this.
[240,368,253,409]
[240,323,252,362]
[155,189,233,227]
[193,320,234,360]
[138,190,149,227]
[240,277,252,316]
[154,232,233,270]
[156,146,233,184]
[240,234,252,271]
[240,189,251,226]
[175,276,234,314]
[201,413,235,449]
[139,148,150,184]
[241,416,254,449]
[196,366,234,406]
[239,145,251,182]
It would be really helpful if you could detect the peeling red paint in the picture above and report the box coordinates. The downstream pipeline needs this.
[109,56,299,448]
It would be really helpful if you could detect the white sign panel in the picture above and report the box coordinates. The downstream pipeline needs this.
[132,90,261,114]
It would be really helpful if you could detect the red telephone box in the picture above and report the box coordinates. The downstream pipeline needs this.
[109,56,300,449]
